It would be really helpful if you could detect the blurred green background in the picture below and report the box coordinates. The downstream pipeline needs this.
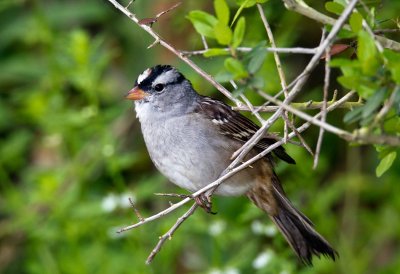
[1,0,400,273]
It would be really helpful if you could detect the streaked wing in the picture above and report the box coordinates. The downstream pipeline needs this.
[195,96,295,164]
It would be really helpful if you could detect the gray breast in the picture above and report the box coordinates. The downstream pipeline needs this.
[137,107,255,196]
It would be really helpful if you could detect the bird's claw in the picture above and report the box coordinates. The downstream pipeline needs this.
[194,194,216,214]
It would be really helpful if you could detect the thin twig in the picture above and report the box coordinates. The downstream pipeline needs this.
[125,0,134,9]
[374,29,400,34]
[146,203,198,264]
[233,100,362,112]
[259,91,400,146]
[129,197,144,222]
[154,193,191,199]
[346,0,384,53]
[230,80,265,124]
[230,0,359,164]
[257,90,314,156]
[370,86,399,129]
[138,2,181,26]
[106,0,242,105]
[283,113,314,156]
[201,35,209,50]
[313,45,331,169]
[180,47,318,56]
[281,0,400,51]
[257,3,289,142]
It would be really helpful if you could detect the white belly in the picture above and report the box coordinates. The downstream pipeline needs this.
[138,111,255,196]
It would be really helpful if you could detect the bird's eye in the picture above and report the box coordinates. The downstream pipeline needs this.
[154,84,165,92]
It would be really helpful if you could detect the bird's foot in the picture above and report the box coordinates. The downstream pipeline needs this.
[193,194,216,214]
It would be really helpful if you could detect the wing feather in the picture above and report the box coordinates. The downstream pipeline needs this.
[195,96,295,164]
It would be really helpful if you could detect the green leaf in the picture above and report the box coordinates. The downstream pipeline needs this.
[249,76,264,89]
[232,0,268,26]
[187,11,218,38]
[376,151,397,177]
[337,75,360,90]
[247,48,267,74]
[350,12,363,33]
[203,48,230,57]
[325,2,344,15]
[235,0,266,8]
[343,106,363,124]
[362,87,387,119]
[358,30,380,76]
[232,17,246,48]
[224,58,248,79]
[329,58,357,68]
[214,0,230,26]
[214,22,232,45]
[337,28,357,39]
[383,49,400,84]
[215,71,234,82]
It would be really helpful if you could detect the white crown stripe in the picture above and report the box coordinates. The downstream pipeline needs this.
[137,68,152,84]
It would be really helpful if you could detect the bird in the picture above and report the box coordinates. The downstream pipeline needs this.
[126,64,337,265]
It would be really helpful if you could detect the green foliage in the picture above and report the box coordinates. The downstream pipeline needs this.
[329,4,400,176]
[349,12,363,33]
[214,21,233,45]
[232,17,246,48]
[187,11,218,38]
[384,49,400,84]
[214,0,230,26]
[376,150,397,177]
[325,1,344,15]
[224,57,249,79]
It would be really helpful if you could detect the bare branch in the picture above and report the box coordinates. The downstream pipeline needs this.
[180,46,317,56]
[106,0,242,105]
[260,91,400,146]
[281,0,400,51]
[257,3,289,142]
[146,203,198,264]
[313,45,331,169]
[154,193,191,199]
[138,2,181,26]
[346,0,384,53]
[230,0,359,163]
[233,99,362,112]
[129,197,144,222]
[370,86,399,129]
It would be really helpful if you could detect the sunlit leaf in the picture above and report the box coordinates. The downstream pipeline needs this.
[383,49,400,84]
[214,0,230,26]
[232,0,268,25]
[325,2,344,15]
[358,30,380,76]
[187,11,218,38]
[376,151,397,177]
[350,12,363,33]
[214,21,232,45]
[224,57,248,79]
[232,17,245,48]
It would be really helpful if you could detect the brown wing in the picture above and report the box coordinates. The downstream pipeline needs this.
[195,96,295,164]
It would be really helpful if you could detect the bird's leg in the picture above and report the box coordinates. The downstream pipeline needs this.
[193,193,216,215]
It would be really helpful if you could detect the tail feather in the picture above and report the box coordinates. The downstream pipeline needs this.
[271,185,337,265]
[247,173,337,265]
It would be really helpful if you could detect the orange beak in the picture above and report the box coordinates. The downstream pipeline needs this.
[125,86,149,101]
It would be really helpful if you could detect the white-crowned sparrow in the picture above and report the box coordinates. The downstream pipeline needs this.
[126,65,337,264]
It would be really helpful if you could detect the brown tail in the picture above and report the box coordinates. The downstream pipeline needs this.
[247,173,337,265]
